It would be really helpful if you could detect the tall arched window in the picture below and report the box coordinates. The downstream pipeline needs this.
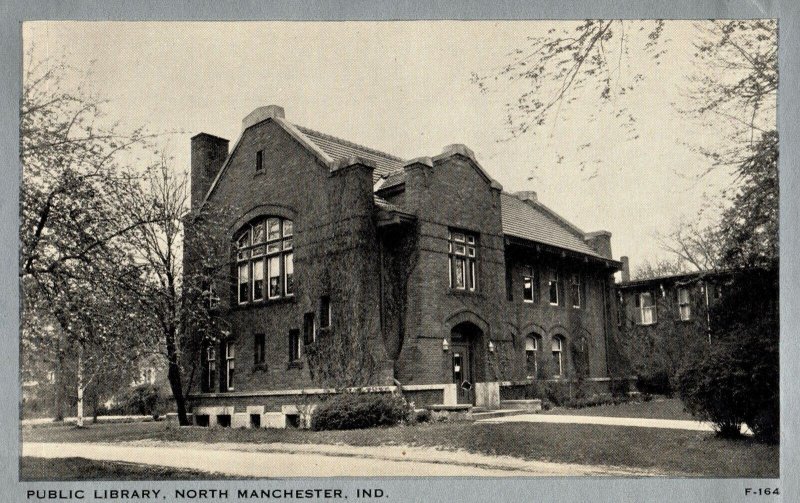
[236,217,294,304]
[525,334,541,378]
[551,336,564,377]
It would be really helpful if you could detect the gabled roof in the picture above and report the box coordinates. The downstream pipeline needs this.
[500,192,603,259]
[294,125,405,181]
[203,118,406,203]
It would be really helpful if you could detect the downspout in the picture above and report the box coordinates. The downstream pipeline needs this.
[704,279,711,344]
[601,275,612,376]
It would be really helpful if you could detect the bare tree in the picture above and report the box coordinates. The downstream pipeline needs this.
[126,161,240,425]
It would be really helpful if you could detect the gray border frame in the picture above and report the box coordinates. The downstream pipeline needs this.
[3,1,796,502]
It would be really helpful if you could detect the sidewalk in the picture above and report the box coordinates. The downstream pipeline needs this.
[22,415,155,427]
[22,441,665,477]
[476,413,752,434]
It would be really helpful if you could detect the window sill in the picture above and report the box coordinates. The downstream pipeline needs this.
[232,296,296,311]
[252,363,267,372]
[288,361,304,370]
[448,289,483,299]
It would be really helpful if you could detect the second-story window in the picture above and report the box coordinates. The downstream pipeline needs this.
[448,231,477,291]
[677,287,691,321]
[548,269,560,306]
[522,265,537,303]
[570,274,581,308]
[236,217,294,304]
[637,292,657,325]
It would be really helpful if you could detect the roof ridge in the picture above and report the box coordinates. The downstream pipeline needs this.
[294,124,406,163]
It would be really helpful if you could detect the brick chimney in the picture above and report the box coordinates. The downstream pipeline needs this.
[584,230,613,259]
[620,256,631,282]
[515,191,538,203]
[190,133,229,209]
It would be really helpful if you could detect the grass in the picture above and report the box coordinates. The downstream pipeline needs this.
[542,397,695,420]
[23,416,778,477]
[20,456,233,481]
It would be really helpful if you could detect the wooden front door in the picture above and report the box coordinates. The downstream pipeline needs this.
[451,343,474,404]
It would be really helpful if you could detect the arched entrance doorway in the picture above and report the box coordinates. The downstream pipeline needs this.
[450,322,483,404]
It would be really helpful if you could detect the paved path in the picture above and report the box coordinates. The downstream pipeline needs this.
[22,416,154,427]
[476,413,752,434]
[23,441,663,477]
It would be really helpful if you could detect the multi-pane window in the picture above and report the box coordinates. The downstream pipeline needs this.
[448,231,477,291]
[205,346,216,392]
[637,292,657,325]
[570,274,581,308]
[522,265,537,303]
[677,287,691,321]
[552,336,564,376]
[289,329,301,362]
[525,335,539,377]
[253,333,266,365]
[236,217,294,304]
[548,269,560,306]
[225,341,235,391]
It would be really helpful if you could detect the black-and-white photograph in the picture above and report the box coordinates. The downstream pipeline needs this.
[18,17,779,485]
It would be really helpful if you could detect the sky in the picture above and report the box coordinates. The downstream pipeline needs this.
[23,21,751,272]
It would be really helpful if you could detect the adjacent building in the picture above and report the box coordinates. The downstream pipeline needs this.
[615,259,730,392]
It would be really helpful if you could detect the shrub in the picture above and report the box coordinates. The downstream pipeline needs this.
[310,392,413,431]
[414,409,432,424]
[543,381,569,406]
[124,384,165,419]
[523,380,544,400]
[676,323,778,442]
[677,268,778,443]
[609,376,631,399]
[635,370,673,396]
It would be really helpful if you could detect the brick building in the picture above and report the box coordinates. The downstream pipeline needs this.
[185,106,624,427]
[615,261,731,392]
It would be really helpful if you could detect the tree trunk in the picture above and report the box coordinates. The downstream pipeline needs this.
[76,345,84,428]
[91,389,99,424]
[54,347,65,421]
[165,325,189,425]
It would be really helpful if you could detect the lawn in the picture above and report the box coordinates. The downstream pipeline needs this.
[20,456,233,480]
[542,397,695,420]
[23,414,778,478]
